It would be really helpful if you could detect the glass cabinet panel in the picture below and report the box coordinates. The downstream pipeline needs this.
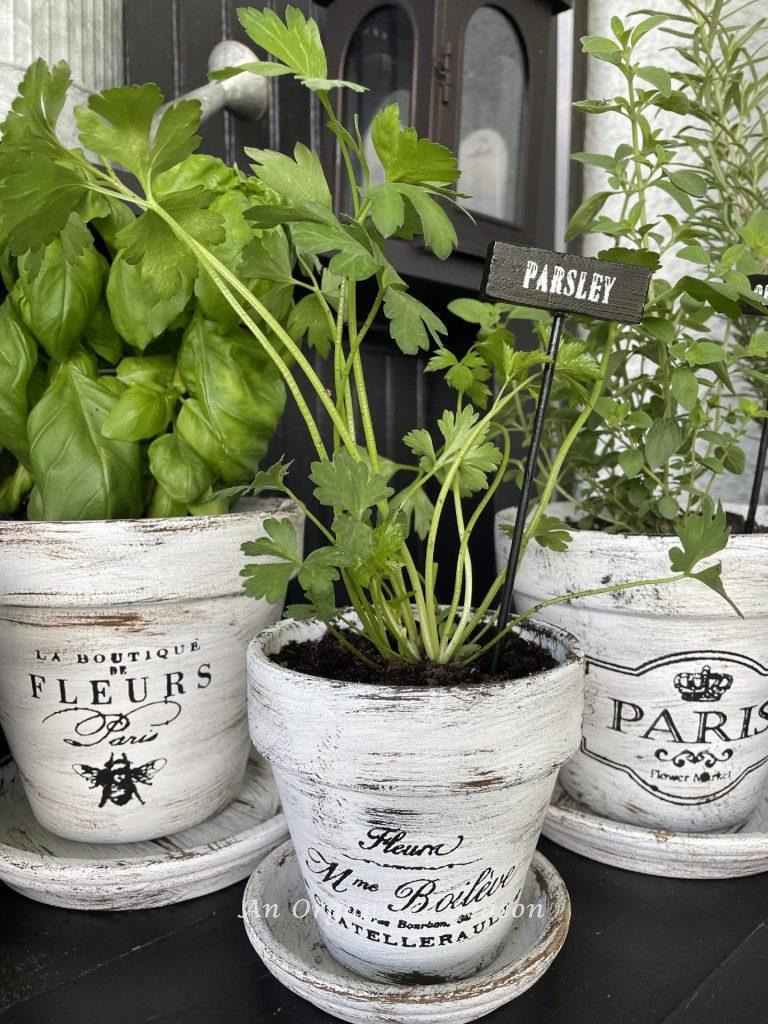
[458,6,527,222]
[342,5,414,200]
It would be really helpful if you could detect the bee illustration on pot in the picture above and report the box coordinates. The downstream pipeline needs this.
[73,753,167,808]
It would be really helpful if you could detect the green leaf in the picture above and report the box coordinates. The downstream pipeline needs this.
[687,340,726,365]
[645,418,682,467]
[148,432,212,505]
[370,103,460,186]
[0,298,37,466]
[739,211,768,258]
[365,182,456,258]
[0,464,34,516]
[657,495,679,520]
[618,449,644,478]
[178,315,286,483]
[291,218,381,281]
[580,35,622,64]
[240,517,300,602]
[1,58,71,150]
[116,189,225,299]
[636,66,672,97]
[75,85,201,183]
[246,143,333,208]
[239,228,293,283]
[287,292,334,357]
[298,545,348,609]
[106,254,191,350]
[101,382,176,442]
[383,286,446,354]
[85,299,123,364]
[529,514,573,553]
[116,354,177,386]
[565,191,613,242]
[446,298,497,326]
[689,563,742,618]
[666,170,707,198]
[405,406,501,497]
[310,451,392,518]
[28,364,142,520]
[597,246,661,270]
[671,366,698,410]
[669,501,730,574]
[237,6,363,93]
[16,223,104,362]
[631,14,668,43]
[677,245,710,265]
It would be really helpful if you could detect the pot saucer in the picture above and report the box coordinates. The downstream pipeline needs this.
[242,841,570,1024]
[542,782,768,878]
[0,754,287,910]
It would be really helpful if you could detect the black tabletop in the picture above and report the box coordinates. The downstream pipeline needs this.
[1,837,765,1024]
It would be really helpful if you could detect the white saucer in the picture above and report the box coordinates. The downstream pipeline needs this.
[0,754,287,909]
[542,782,768,878]
[242,841,570,1024]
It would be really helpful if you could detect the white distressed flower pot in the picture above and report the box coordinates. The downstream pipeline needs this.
[0,499,303,844]
[496,502,768,833]
[247,616,584,984]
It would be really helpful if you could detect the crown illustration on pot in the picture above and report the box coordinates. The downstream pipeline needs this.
[674,664,733,702]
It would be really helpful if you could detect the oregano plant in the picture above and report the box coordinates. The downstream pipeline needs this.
[464,1,768,543]
[0,6,741,668]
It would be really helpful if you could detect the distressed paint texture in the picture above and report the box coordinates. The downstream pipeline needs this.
[0,754,287,909]
[0,500,304,843]
[247,617,584,983]
[496,502,768,834]
[242,840,570,1024]
[543,780,768,879]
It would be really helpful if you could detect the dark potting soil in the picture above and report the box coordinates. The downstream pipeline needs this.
[565,510,768,535]
[271,628,557,686]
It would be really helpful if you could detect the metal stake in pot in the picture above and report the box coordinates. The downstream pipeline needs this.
[741,275,768,534]
[480,242,653,673]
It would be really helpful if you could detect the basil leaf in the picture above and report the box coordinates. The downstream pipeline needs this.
[28,364,142,520]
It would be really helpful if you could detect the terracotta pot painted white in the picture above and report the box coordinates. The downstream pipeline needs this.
[247,616,584,984]
[496,502,768,833]
[0,499,303,844]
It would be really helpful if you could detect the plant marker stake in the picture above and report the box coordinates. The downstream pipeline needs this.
[480,242,653,674]
[742,275,768,534]
[746,414,768,533]
[490,313,564,673]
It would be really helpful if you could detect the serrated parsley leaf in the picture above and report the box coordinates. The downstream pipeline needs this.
[246,143,332,209]
[75,85,201,184]
[291,218,381,281]
[237,6,365,93]
[370,103,460,186]
[404,406,501,496]
[1,58,71,152]
[239,228,294,283]
[310,451,392,518]
[383,286,446,354]
[241,517,300,602]
[669,501,730,574]
[117,189,225,298]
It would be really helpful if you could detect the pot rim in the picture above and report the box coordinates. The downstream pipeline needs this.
[496,500,768,553]
[248,613,585,694]
[0,495,296,536]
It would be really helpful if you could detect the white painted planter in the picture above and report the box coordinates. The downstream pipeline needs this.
[496,502,768,833]
[247,616,584,984]
[0,500,304,844]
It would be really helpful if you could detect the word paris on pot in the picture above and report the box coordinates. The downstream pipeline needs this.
[247,617,584,983]
[496,503,768,832]
[0,501,303,843]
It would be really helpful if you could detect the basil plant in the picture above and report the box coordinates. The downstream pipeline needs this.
[0,105,304,519]
[0,6,739,666]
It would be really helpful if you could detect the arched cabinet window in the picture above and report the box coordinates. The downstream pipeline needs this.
[319,0,566,286]
[458,6,527,223]
[339,5,415,208]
